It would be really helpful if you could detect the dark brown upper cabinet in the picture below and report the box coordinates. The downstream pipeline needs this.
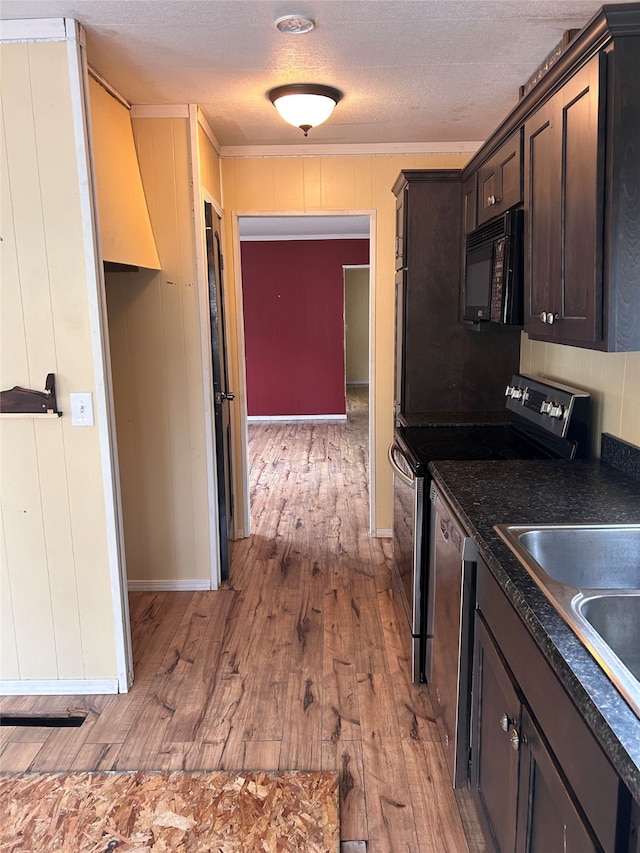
[524,53,605,346]
[463,173,478,235]
[461,5,640,352]
[394,189,407,271]
[476,129,523,226]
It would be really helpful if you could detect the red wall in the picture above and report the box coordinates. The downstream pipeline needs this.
[241,239,369,417]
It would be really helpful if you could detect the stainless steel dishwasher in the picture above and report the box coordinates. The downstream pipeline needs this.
[428,481,478,788]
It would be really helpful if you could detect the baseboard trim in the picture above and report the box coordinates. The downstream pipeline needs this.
[247,414,347,422]
[0,679,119,696]
[127,579,212,591]
[376,529,393,538]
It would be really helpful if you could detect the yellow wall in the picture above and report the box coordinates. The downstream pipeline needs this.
[520,336,640,457]
[345,267,370,385]
[220,153,469,533]
[0,40,118,684]
[103,114,213,585]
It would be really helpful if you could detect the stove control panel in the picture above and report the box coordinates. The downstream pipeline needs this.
[505,373,590,453]
[539,399,566,418]
[505,384,566,420]
[505,384,525,401]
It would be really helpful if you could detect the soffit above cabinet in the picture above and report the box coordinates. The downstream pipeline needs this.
[88,76,160,270]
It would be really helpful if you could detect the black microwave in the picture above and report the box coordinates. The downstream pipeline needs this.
[463,208,523,325]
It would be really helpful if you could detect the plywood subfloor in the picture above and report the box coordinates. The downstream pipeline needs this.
[0,770,339,852]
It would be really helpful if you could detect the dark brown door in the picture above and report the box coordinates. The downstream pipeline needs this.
[557,53,605,344]
[395,190,407,270]
[393,269,406,418]
[472,615,521,852]
[463,173,478,235]
[205,201,234,581]
[524,53,605,344]
[516,707,600,852]
[477,130,523,225]
[524,95,557,338]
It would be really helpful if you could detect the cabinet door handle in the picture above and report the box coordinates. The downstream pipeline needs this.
[487,194,501,206]
[509,727,520,752]
[540,311,560,325]
[500,713,510,732]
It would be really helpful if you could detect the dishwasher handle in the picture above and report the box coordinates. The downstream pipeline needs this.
[388,443,415,488]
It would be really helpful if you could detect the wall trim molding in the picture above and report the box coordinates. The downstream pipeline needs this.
[0,679,119,695]
[189,117,222,591]
[0,18,67,42]
[195,106,222,156]
[67,19,134,693]
[241,232,369,242]
[220,141,482,159]
[131,104,190,119]
[247,414,347,422]
[127,579,212,591]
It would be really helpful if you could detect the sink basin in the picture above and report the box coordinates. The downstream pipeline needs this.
[495,523,640,717]
[577,593,640,682]
[499,524,640,589]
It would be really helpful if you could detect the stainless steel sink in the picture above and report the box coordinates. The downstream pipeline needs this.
[577,593,640,681]
[495,523,640,717]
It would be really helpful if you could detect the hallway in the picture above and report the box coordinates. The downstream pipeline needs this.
[0,387,478,851]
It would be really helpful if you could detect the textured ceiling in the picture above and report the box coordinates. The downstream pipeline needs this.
[0,0,627,150]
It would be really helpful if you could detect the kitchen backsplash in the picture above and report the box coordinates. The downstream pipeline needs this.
[601,434,640,481]
[520,333,640,458]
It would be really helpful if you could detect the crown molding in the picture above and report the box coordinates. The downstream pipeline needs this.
[0,17,67,42]
[220,140,482,159]
[195,107,222,156]
[240,232,370,242]
[88,65,131,110]
[130,104,190,119]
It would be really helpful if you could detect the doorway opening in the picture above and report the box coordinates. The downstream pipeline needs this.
[235,214,374,540]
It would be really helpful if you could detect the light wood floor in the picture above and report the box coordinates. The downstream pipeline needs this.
[0,387,483,853]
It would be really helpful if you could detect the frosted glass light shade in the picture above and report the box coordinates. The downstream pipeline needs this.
[268,84,342,135]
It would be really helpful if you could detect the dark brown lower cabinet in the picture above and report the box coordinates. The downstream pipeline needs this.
[472,613,601,852]
[630,801,640,853]
[472,616,520,852]
[516,706,599,852]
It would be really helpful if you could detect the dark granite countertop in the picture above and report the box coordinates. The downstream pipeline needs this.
[397,410,511,427]
[428,455,640,802]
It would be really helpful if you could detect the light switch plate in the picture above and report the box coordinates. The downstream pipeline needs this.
[70,392,94,426]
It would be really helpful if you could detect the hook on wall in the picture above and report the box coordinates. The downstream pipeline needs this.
[0,373,62,417]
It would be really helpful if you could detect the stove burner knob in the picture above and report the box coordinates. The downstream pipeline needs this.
[505,384,514,397]
[510,387,523,400]
[540,400,551,414]
[550,404,565,419]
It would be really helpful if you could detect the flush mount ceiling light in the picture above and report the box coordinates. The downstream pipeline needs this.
[274,15,315,34]
[268,84,343,136]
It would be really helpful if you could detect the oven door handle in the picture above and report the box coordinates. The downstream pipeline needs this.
[388,443,415,488]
